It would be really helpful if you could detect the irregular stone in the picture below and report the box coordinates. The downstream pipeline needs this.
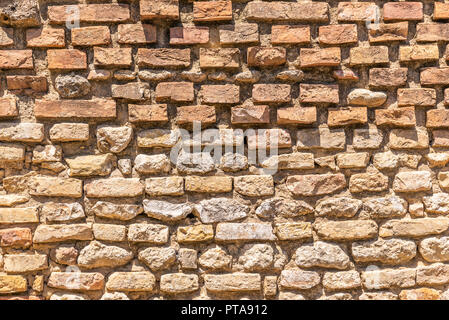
[234,175,274,197]
[336,152,370,169]
[160,273,199,294]
[128,223,169,244]
[33,224,93,243]
[322,271,361,291]
[0,275,27,293]
[261,153,314,170]
[347,89,387,107]
[399,288,440,300]
[297,127,345,150]
[48,272,104,291]
[286,174,346,196]
[393,171,432,192]
[0,228,32,248]
[177,225,214,243]
[134,154,171,175]
[92,224,127,242]
[279,269,320,290]
[362,268,416,290]
[97,126,133,153]
[78,241,133,269]
[423,193,449,214]
[362,196,407,219]
[3,254,47,273]
[41,202,85,223]
[66,154,115,177]
[373,151,399,170]
[215,223,276,241]
[145,177,184,196]
[256,198,313,218]
[106,272,155,292]
[138,247,176,271]
[143,199,192,221]
[219,153,248,172]
[199,246,232,270]
[352,238,416,265]
[55,74,91,98]
[417,263,449,286]
[315,197,362,218]
[389,128,429,149]
[349,171,389,193]
[90,201,143,221]
[194,198,249,223]
[380,218,449,238]
[295,241,350,270]
[274,222,312,241]
[185,176,232,193]
[314,220,378,241]
[204,273,261,292]
[84,178,144,198]
[420,237,449,262]
[176,151,215,175]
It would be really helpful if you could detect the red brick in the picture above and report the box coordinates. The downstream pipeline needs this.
[0,98,17,118]
[427,109,449,128]
[369,22,408,43]
[117,24,157,44]
[369,68,408,87]
[328,107,367,127]
[48,4,131,24]
[434,2,449,20]
[421,68,449,85]
[416,24,449,42]
[72,26,111,46]
[193,1,232,22]
[300,84,339,104]
[137,48,190,68]
[0,28,13,47]
[129,104,168,123]
[300,47,341,68]
[398,88,436,107]
[0,228,32,248]
[170,27,209,45]
[319,24,357,45]
[7,76,47,95]
[231,105,270,124]
[253,84,291,104]
[375,107,416,127]
[94,47,132,68]
[199,48,239,69]
[0,50,33,69]
[200,85,240,104]
[35,99,116,120]
[47,49,86,70]
[277,107,316,125]
[140,0,179,20]
[271,25,310,45]
[219,24,259,44]
[337,2,378,21]
[177,106,216,126]
[383,2,423,21]
[26,27,65,48]
[155,82,194,103]
[245,1,329,22]
[247,47,286,67]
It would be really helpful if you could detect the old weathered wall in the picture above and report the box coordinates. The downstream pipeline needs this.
[2,0,449,300]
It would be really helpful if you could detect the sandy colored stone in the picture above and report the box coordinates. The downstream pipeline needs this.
[204,273,261,292]
[177,225,214,243]
[314,220,378,241]
[286,174,346,196]
[85,178,143,198]
[352,238,416,265]
[106,272,155,292]
[380,218,449,238]
[33,224,93,243]
[48,272,104,291]
[66,154,115,177]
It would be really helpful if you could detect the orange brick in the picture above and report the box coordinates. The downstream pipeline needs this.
[231,105,270,124]
[137,48,190,68]
[398,88,436,107]
[319,24,357,45]
[170,27,209,45]
[26,27,65,48]
[48,4,131,24]
[328,107,367,127]
[271,25,310,45]
[72,26,111,46]
[369,22,408,43]
[35,99,116,120]
[375,107,416,127]
[94,47,132,68]
[434,2,449,20]
[0,28,13,47]
[253,84,291,104]
[0,50,33,69]
[248,47,286,67]
[399,44,439,62]
[47,49,86,70]
[337,2,378,21]
[177,105,216,126]
[7,76,47,95]
[350,46,389,65]
[155,82,194,103]
[383,2,423,21]
[416,23,449,42]
[421,68,449,85]
[369,68,408,87]
[0,98,17,118]
[200,85,240,104]
[193,1,232,22]
[300,47,341,68]
[117,24,157,44]
[128,104,168,123]
[427,109,449,128]
[300,84,339,104]
[277,107,317,125]
[199,48,239,69]
[245,1,329,22]
[140,0,179,20]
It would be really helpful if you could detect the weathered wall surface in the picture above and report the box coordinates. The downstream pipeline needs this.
[2,0,449,300]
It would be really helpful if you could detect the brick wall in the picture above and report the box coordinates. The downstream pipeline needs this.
[1,0,449,300]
